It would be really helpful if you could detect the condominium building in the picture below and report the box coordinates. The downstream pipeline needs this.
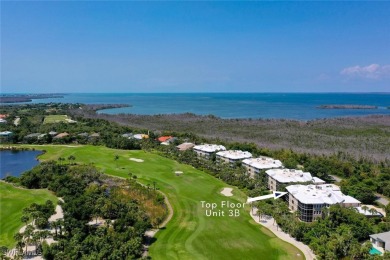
[216,150,252,165]
[266,169,313,191]
[242,156,283,178]
[193,144,226,159]
[286,184,361,222]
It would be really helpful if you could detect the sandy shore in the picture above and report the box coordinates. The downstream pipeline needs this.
[250,208,315,260]
[220,187,233,196]
[49,205,64,222]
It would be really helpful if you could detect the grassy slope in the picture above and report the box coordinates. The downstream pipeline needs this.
[0,182,57,248]
[22,145,303,260]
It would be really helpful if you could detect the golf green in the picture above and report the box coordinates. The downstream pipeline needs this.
[10,145,304,259]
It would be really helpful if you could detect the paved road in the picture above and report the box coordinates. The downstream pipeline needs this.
[375,193,389,206]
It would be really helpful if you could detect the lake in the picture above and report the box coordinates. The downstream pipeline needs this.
[0,150,42,178]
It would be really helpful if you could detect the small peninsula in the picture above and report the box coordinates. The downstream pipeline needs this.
[0,94,65,103]
[317,104,378,109]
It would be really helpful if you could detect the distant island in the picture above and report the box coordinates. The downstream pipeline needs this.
[317,104,378,109]
[0,94,65,103]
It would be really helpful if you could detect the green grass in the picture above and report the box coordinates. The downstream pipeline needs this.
[15,145,304,259]
[43,115,69,124]
[0,182,57,248]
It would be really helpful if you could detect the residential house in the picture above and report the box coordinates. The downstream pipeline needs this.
[49,131,58,136]
[54,132,69,139]
[176,142,195,151]
[370,231,390,254]
[121,133,133,138]
[133,134,149,140]
[0,131,13,141]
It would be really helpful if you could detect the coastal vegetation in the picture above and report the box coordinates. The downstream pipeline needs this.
[0,94,64,103]
[73,105,390,161]
[4,161,167,259]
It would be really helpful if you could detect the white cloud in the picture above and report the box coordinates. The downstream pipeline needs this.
[340,64,390,80]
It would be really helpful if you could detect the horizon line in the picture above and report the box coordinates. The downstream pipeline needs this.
[2,91,390,95]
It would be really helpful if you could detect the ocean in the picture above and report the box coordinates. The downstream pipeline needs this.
[26,93,390,120]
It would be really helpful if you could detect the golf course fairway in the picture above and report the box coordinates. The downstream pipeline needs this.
[14,145,304,259]
[0,181,57,248]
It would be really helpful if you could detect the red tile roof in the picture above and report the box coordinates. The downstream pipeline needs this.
[158,136,173,142]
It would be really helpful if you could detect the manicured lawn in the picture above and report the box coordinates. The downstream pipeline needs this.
[0,182,57,248]
[19,145,304,259]
[43,115,69,124]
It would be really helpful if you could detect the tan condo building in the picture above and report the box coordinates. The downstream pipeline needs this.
[286,184,361,222]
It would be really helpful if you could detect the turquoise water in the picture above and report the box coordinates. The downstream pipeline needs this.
[23,92,390,120]
[369,247,382,255]
[0,150,42,178]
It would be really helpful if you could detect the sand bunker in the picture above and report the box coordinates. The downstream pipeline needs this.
[221,187,233,197]
[129,158,144,162]
[48,205,64,222]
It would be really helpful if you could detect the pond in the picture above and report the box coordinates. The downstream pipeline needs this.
[0,150,43,178]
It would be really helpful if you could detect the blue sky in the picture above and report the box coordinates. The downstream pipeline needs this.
[1,1,389,93]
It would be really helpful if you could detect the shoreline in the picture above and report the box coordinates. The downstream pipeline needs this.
[2,92,389,120]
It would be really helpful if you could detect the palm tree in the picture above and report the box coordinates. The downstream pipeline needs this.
[57,219,64,236]
[20,215,30,226]
[369,208,378,216]
[114,155,119,168]
[67,155,76,165]
[51,221,58,237]
[23,225,34,254]
[13,233,23,247]
[256,206,264,222]
[0,246,8,259]
[57,157,65,165]
[32,232,40,255]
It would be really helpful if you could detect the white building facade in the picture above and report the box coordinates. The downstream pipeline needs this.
[216,150,252,165]
[242,157,283,178]
[193,144,226,159]
[266,169,313,191]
